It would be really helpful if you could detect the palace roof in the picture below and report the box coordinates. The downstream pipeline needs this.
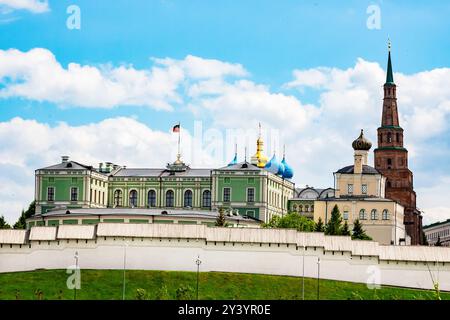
[112,167,211,177]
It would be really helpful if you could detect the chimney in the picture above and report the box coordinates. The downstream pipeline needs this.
[99,163,103,172]
[62,156,69,163]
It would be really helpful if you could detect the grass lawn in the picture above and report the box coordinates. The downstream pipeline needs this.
[0,269,447,300]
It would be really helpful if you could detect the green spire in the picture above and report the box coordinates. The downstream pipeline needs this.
[385,40,394,85]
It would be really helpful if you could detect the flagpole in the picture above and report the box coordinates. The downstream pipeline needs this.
[178,121,181,159]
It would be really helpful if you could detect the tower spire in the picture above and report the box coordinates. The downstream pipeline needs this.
[386,39,394,85]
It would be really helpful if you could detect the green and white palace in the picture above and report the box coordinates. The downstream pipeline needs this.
[30,130,295,229]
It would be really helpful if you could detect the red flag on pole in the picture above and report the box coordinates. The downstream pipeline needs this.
[172,124,180,133]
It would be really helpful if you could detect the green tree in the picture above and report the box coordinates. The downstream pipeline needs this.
[435,236,442,247]
[421,230,429,246]
[13,201,35,229]
[325,205,343,235]
[351,219,372,240]
[0,215,11,229]
[341,221,351,236]
[315,217,325,232]
[215,207,229,227]
[263,213,315,232]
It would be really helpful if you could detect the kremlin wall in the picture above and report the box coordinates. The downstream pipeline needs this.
[0,224,450,291]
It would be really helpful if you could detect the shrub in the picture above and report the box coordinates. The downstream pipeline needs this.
[135,288,148,300]
[176,285,195,300]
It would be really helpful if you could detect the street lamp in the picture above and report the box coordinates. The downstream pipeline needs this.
[195,255,202,300]
[302,240,305,300]
[122,241,128,300]
[317,257,321,300]
[74,251,79,300]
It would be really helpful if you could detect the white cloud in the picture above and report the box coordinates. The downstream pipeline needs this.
[0,49,247,111]
[0,0,49,13]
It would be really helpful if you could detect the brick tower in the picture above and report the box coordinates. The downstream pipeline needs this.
[374,43,423,245]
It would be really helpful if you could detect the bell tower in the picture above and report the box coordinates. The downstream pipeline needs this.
[374,41,423,244]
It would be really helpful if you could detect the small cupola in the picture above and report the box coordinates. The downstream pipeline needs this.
[352,130,372,151]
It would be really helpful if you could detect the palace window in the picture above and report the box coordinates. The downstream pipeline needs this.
[166,190,174,207]
[343,211,349,220]
[148,190,156,207]
[382,209,389,220]
[362,184,368,194]
[184,190,193,208]
[371,209,378,220]
[129,190,138,208]
[202,190,211,208]
[70,187,78,202]
[223,188,231,202]
[359,209,367,220]
[47,187,55,202]
[387,158,392,167]
[114,190,123,207]
[347,184,354,194]
[247,188,255,203]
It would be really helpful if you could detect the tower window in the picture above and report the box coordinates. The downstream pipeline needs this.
[387,133,392,143]
[396,133,400,142]
[387,158,392,166]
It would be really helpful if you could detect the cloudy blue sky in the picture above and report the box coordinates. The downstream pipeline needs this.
[0,0,449,225]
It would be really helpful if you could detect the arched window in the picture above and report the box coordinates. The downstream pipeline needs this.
[387,132,392,143]
[371,209,378,220]
[311,205,314,212]
[129,190,138,207]
[202,190,211,208]
[184,190,193,208]
[359,209,366,220]
[382,209,389,220]
[396,133,400,143]
[299,205,303,212]
[114,190,123,207]
[293,204,297,211]
[148,190,156,207]
[166,190,174,207]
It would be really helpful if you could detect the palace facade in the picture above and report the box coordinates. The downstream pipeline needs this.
[33,128,295,225]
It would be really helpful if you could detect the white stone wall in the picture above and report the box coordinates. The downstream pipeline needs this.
[1,237,449,291]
